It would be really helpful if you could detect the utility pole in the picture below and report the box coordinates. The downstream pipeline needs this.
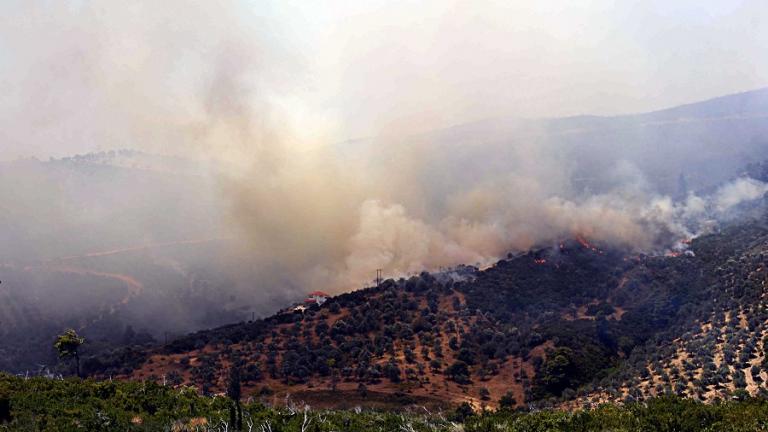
[375,269,383,287]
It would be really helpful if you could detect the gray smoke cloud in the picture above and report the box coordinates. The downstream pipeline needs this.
[1,0,767,324]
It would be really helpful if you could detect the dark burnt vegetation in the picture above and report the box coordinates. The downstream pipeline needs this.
[460,238,714,403]
[580,217,768,406]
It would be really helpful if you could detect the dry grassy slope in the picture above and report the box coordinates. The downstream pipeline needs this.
[126,289,553,410]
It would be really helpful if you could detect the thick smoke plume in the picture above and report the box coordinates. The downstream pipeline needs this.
[2,0,768,302]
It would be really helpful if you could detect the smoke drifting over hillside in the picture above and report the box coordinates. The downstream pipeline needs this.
[2,0,768,303]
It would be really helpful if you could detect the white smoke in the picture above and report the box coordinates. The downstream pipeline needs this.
[2,0,768,298]
[713,178,768,213]
[334,173,767,288]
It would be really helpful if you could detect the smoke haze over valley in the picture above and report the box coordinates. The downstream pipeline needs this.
[1,1,768,373]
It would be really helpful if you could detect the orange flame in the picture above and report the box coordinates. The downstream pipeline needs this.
[574,234,603,254]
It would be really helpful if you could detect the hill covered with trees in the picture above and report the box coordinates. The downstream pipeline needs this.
[77,203,768,410]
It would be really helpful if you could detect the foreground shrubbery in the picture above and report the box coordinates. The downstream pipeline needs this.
[2,374,768,431]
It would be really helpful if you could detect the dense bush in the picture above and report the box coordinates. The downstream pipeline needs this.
[3,374,768,432]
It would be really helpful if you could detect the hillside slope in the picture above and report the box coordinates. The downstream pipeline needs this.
[574,220,768,407]
[82,207,768,409]
[0,151,301,372]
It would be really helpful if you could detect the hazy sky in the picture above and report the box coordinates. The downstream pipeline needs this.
[0,0,767,159]
[288,0,768,137]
